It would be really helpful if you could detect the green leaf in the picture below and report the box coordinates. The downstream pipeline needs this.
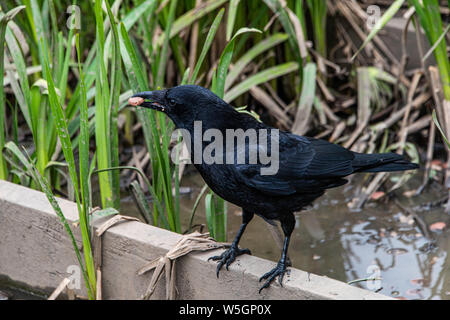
[224,62,298,102]
[432,110,450,148]
[226,0,241,41]
[92,207,119,219]
[156,0,228,47]
[0,5,26,179]
[156,0,178,88]
[205,192,215,239]
[4,141,93,299]
[43,41,96,298]
[215,27,261,98]
[129,181,153,224]
[352,0,405,60]
[190,8,225,84]
[225,33,289,90]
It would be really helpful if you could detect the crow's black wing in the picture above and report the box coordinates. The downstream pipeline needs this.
[234,134,354,196]
[300,136,355,177]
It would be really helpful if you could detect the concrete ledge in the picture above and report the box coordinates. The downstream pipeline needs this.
[0,180,392,299]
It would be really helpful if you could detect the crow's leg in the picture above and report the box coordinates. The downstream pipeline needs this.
[208,210,254,277]
[259,212,295,293]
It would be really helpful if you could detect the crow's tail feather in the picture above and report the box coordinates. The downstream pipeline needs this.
[352,152,419,173]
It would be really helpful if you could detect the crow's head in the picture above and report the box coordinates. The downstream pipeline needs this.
[129,85,230,128]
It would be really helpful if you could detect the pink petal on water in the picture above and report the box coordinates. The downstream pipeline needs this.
[429,222,446,231]
[371,191,385,200]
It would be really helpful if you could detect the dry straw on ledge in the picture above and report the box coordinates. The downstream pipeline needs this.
[137,232,228,300]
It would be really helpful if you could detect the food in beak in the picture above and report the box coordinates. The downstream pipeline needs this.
[128,97,145,106]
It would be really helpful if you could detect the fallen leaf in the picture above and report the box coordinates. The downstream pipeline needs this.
[402,190,416,198]
[371,191,385,200]
[406,288,422,296]
[431,159,446,170]
[429,222,446,231]
[399,214,414,225]
[410,278,424,286]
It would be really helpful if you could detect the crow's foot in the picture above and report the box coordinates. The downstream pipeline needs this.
[258,260,289,293]
[208,245,251,277]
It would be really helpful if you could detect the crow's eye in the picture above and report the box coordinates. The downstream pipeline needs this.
[168,98,177,106]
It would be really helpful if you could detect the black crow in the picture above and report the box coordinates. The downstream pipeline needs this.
[129,85,419,292]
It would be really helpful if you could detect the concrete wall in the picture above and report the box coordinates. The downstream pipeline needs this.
[0,180,391,299]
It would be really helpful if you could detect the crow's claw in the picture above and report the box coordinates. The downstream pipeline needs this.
[208,246,251,277]
[258,261,289,293]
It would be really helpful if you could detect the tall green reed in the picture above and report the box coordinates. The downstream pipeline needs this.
[120,4,182,233]
[93,0,121,209]
[408,0,450,100]
[306,0,327,58]
[0,7,25,179]
[43,34,96,298]
[3,33,97,299]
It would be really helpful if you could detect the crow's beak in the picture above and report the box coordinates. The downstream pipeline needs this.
[128,90,167,112]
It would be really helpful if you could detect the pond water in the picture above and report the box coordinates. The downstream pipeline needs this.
[121,169,450,300]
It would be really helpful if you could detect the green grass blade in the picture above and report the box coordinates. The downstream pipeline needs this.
[35,88,48,177]
[156,0,178,88]
[129,181,153,224]
[225,33,288,90]
[120,23,178,231]
[190,8,224,84]
[94,0,114,208]
[43,45,96,297]
[156,0,228,47]
[0,6,26,180]
[187,184,209,232]
[422,24,450,62]
[76,33,91,228]
[214,196,227,242]
[306,0,328,57]
[28,0,51,78]
[224,61,298,102]
[215,27,261,99]
[432,110,450,148]
[104,0,157,63]
[105,0,122,209]
[4,22,32,129]
[93,166,169,229]
[226,0,241,41]
[352,0,405,61]
[119,23,149,90]
[409,0,450,99]
[263,0,303,62]
[205,192,215,239]
[4,141,93,299]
